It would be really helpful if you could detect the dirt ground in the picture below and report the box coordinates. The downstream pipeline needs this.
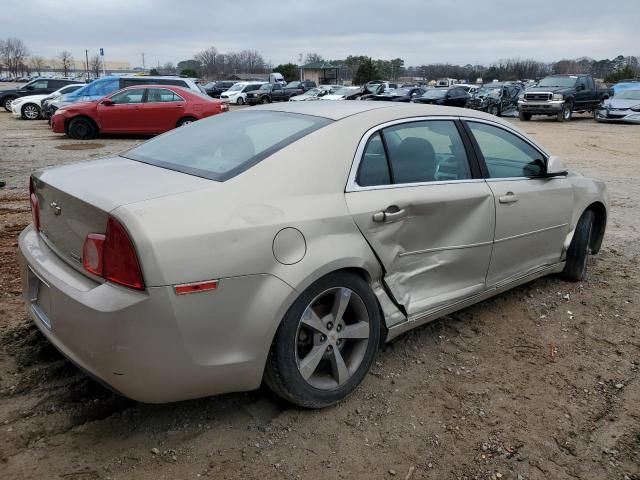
[0,105,638,480]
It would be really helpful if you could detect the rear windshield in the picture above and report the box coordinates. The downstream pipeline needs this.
[121,111,332,181]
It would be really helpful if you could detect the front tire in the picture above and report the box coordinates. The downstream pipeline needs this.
[67,117,97,140]
[562,210,595,282]
[519,111,532,121]
[557,101,573,122]
[265,272,381,408]
[488,104,500,116]
[22,103,41,120]
[236,96,244,105]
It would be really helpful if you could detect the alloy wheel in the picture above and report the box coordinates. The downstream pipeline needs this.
[295,287,370,390]
[23,104,40,119]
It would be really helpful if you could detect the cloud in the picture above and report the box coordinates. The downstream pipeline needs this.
[4,0,638,67]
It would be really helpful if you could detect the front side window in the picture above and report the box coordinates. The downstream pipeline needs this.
[122,111,332,181]
[110,88,145,104]
[356,120,472,187]
[466,122,544,178]
[146,88,183,103]
[28,80,48,90]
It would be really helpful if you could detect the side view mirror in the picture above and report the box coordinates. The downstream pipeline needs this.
[576,84,585,91]
[545,155,568,177]
[101,98,114,106]
[25,85,34,90]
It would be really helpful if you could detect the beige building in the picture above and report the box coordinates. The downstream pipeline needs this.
[43,58,131,72]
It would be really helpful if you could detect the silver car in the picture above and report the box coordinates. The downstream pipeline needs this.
[19,102,608,407]
[594,88,640,123]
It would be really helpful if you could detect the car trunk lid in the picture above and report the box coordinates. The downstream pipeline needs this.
[32,156,215,273]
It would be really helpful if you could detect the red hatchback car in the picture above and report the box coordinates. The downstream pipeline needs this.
[51,85,228,139]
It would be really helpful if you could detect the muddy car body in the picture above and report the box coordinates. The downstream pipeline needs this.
[20,102,608,408]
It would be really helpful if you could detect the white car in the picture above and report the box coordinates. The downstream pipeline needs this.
[321,87,360,100]
[220,82,266,105]
[11,84,84,120]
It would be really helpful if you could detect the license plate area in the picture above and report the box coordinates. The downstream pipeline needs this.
[28,268,52,329]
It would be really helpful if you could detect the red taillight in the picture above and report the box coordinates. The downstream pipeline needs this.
[82,216,145,290]
[29,179,40,231]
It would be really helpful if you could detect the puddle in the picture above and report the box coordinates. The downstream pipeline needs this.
[55,143,105,151]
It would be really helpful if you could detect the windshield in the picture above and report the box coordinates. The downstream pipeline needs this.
[333,88,357,96]
[476,86,500,97]
[286,82,301,88]
[387,88,410,96]
[615,89,640,100]
[122,111,332,182]
[304,88,321,96]
[421,89,446,99]
[228,83,245,91]
[538,76,577,88]
[67,77,119,99]
[258,84,272,91]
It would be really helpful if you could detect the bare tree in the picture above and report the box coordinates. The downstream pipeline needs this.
[161,62,176,75]
[58,50,74,77]
[29,55,45,76]
[0,37,29,77]
[89,54,102,78]
[194,46,218,79]
[304,52,323,64]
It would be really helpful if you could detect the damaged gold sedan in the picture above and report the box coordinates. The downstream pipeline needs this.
[20,102,608,408]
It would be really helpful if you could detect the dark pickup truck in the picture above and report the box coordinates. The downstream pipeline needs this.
[246,83,287,105]
[518,74,610,122]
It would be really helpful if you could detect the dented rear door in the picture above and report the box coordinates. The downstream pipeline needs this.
[346,182,495,317]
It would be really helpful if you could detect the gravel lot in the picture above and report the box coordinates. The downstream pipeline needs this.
[0,105,638,480]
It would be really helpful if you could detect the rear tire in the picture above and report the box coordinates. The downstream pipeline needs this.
[3,96,16,112]
[67,117,97,140]
[488,104,500,116]
[22,103,41,120]
[519,111,532,121]
[265,272,381,408]
[176,116,197,127]
[562,210,594,282]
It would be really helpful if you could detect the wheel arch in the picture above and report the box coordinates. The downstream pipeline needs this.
[586,201,606,254]
[65,115,99,136]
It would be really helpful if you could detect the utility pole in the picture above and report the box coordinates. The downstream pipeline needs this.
[142,53,146,72]
[85,49,89,80]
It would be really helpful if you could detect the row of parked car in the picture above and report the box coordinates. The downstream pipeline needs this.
[1,75,637,141]
[0,75,229,139]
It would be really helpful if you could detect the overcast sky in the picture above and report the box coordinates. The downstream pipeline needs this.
[4,0,639,68]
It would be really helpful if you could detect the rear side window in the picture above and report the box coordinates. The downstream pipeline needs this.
[122,111,332,181]
[466,122,544,178]
[147,88,183,102]
[356,121,472,186]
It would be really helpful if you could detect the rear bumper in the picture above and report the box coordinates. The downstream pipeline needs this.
[19,225,295,403]
[518,100,564,114]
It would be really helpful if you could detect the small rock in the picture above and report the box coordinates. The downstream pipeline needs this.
[389,469,397,476]
[151,448,159,455]
[615,383,624,389]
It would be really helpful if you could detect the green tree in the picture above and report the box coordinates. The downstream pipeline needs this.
[180,68,198,78]
[353,57,379,85]
[273,63,299,82]
[604,65,636,83]
[149,68,159,76]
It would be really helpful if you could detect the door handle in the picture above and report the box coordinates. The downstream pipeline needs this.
[373,206,406,222]
[499,192,518,204]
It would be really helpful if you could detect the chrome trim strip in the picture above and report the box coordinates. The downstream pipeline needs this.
[31,304,51,330]
[494,223,568,244]
[386,262,565,341]
[398,240,493,257]
[346,115,550,193]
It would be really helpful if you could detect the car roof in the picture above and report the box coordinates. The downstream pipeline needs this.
[249,100,513,122]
